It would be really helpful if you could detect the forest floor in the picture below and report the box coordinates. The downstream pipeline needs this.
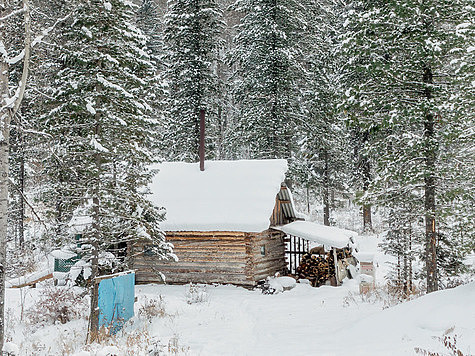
[4,234,475,356]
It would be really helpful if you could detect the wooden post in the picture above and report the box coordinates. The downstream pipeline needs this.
[199,109,205,171]
[332,248,340,286]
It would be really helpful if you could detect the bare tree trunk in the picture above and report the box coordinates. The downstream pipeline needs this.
[87,101,102,343]
[87,160,101,343]
[361,149,372,232]
[18,115,25,248]
[356,129,373,232]
[87,239,100,343]
[423,65,438,293]
[0,1,31,349]
[323,150,330,226]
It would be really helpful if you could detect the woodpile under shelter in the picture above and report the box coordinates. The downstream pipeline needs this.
[132,159,298,287]
[277,221,358,286]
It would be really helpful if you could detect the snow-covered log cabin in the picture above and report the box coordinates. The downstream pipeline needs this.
[131,159,298,286]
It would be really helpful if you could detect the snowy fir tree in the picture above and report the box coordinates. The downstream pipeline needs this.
[136,0,165,142]
[35,0,173,340]
[161,0,224,162]
[292,0,352,226]
[136,0,164,63]
[340,0,475,292]
[230,0,306,159]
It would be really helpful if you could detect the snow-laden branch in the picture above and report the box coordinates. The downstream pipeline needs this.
[32,13,71,48]
[0,5,26,22]
[11,0,31,118]
[0,83,21,112]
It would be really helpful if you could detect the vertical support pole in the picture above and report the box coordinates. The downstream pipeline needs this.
[333,248,340,286]
[293,235,297,273]
[199,109,205,171]
[289,235,292,274]
[298,238,301,263]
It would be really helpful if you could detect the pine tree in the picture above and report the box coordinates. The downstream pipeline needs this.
[37,0,173,341]
[230,0,306,159]
[136,0,167,157]
[161,0,224,162]
[293,0,351,225]
[341,0,474,292]
[137,0,164,63]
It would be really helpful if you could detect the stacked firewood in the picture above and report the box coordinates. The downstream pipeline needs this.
[296,248,353,287]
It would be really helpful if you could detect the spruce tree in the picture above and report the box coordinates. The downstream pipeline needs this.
[341,0,474,292]
[162,0,224,161]
[38,0,173,340]
[136,0,166,156]
[230,0,306,159]
[293,0,351,225]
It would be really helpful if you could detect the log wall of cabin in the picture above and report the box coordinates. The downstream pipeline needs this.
[133,231,253,285]
[132,229,286,286]
[247,229,286,282]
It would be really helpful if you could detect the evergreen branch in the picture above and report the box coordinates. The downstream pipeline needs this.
[8,177,47,230]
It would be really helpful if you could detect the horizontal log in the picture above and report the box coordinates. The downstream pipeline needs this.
[171,245,247,251]
[166,231,247,237]
[133,261,248,271]
[136,271,255,284]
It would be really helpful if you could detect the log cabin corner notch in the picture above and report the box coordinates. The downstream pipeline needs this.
[131,159,298,286]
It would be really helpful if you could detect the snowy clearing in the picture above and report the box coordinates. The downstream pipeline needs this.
[5,277,474,355]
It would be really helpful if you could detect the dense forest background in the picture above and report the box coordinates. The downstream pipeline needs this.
[1,0,473,307]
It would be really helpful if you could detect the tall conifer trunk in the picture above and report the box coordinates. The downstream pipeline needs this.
[361,131,372,232]
[423,65,438,293]
[323,149,330,226]
[87,102,102,343]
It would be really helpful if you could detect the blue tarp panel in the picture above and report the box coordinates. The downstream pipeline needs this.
[97,272,135,334]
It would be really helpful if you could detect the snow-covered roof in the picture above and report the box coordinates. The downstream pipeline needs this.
[149,159,288,232]
[278,221,357,249]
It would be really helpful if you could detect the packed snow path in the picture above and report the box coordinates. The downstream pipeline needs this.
[134,281,475,355]
[5,279,475,355]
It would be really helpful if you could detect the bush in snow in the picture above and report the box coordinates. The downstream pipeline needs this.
[26,286,87,326]
[138,295,167,321]
[168,334,190,355]
[342,282,424,309]
[185,283,209,304]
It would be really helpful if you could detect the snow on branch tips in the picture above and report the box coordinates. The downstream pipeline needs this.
[0,5,26,22]
[31,13,72,48]
[0,40,25,65]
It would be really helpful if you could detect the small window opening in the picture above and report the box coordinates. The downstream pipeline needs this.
[260,245,266,256]
[144,245,157,256]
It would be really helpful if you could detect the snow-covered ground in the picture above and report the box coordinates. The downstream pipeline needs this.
[4,235,475,356]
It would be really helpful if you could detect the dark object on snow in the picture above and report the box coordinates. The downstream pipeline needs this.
[296,248,354,287]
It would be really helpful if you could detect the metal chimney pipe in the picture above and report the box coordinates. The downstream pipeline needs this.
[199,109,205,171]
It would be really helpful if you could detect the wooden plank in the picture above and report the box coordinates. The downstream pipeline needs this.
[10,273,53,288]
